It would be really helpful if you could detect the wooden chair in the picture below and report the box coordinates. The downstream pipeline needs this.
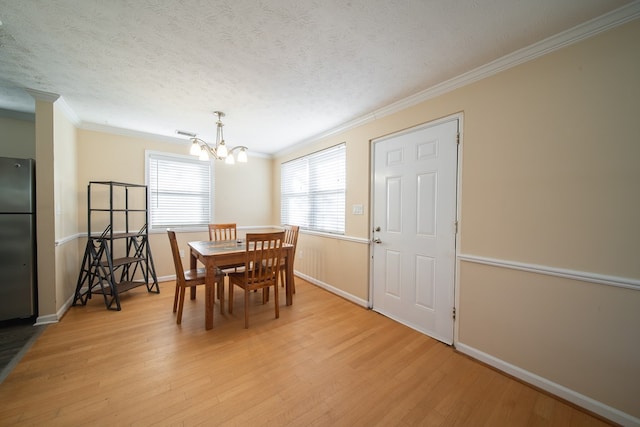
[168,230,222,325]
[209,223,245,273]
[227,231,285,328]
[281,225,299,293]
[264,224,299,303]
[208,223,237,241]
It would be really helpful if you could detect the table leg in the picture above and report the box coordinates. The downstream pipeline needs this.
[286,247,293,306]
[218,263,224,315]
[205,262,215,330]
[189,249,197,300]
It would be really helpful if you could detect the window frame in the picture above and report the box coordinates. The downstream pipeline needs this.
[280,143,346,235]
[145,150,214,232]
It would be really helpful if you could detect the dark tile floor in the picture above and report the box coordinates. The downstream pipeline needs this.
[0,318,46,384]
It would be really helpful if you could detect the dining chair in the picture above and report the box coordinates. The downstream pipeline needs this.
[168,230,222,325]
[227,231,285,328]
[263,224,300,303]
[281,224,300,293]
[208,223,237,241]
[209,222,245,271]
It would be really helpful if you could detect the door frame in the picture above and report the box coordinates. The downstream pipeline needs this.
[368,112,464,346]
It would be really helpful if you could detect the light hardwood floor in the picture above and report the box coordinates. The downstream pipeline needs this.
[0,278,611,426]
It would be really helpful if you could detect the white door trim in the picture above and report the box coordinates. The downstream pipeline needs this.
[368,112,463,346]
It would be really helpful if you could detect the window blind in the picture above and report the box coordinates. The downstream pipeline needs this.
[147,152,213,229]
[281,143,346,234]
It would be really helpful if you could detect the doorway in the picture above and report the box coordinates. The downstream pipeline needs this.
[371,117,459,344]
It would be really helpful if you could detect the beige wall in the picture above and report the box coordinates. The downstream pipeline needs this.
[33,99,58,319]
[273,19,640,421]
[0,107,77,321]
[75,129,274,278]
[0,115,36,159]
[53,103,79,313]
[455,20,640,418]
[459,23,639,276]
[459,262,639,418]
[29,98,81,321]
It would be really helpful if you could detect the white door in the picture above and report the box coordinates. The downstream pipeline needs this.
[372,118,458,344]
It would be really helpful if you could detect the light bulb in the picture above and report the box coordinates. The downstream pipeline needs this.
[237,148,248,163]
[217,141,228,158]
[190,140,200,156]
[199,146,209,161]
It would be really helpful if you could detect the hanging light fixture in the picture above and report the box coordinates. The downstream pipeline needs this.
[187,111,248,163]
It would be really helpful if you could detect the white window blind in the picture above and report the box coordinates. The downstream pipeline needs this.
[281,143,346,234]
[146,152,213,230]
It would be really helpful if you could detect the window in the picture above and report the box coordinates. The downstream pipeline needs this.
[281,143,346,234]
[146,151,213,230]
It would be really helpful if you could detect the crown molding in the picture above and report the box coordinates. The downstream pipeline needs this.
[23,89,80,125]
[276,2,640,157]
[55,96,80,125]
[25,88,60,103]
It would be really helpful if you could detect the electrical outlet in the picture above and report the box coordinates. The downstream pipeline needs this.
[298,250,303,259]
[179,249,185,258]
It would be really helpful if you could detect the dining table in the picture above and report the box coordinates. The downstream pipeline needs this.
[188,239,294,330]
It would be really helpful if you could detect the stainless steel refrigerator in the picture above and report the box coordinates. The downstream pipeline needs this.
[0,157,36,321]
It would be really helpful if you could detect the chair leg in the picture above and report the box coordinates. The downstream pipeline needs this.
[219,278,225,314]
[274,283,279,319]
[280,268,295,293]
[177,286,186,325]
[244,287,250,329]
[173,282,180,313]
[228,281,234,313]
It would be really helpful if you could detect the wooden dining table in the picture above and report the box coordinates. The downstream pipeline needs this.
[188,239,294,330]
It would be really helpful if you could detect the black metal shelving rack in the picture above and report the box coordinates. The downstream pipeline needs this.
[73,181,159,310]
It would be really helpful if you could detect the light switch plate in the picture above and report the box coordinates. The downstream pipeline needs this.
[352,204,364,215]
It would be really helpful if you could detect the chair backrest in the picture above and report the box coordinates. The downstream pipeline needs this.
[283,224,300,262]
[244,231,285,285]
[167,230,185,281]
[209,223,237,241]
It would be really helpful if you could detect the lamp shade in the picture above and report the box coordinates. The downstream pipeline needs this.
[198,146,209,161]
[217,142,228,158]
[190,140,201,156]
[237,148,248,163]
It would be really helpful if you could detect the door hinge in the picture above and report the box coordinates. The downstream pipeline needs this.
[452,307,456,320]
[456,132,460,145]
[454,220,458,234]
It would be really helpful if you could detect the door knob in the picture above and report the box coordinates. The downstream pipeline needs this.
[373,238,382,244]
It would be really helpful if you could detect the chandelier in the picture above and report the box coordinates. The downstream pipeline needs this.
[188,111,248,164]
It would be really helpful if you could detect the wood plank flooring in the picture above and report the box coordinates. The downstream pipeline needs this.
[0,279,612,426]
[0,319,46,384]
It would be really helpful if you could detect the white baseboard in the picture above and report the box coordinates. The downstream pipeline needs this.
[456,342,640,427]
[157,274,175,283]
[34,314,58,325]
[35,292,76,325]
[295,271,369,308]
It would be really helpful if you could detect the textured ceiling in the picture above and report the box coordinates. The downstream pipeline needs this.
[0,0,634,155]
